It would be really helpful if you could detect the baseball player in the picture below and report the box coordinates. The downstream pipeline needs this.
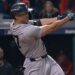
[10,2,74,75]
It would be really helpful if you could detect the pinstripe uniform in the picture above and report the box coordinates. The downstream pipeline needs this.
[10,22,65,75]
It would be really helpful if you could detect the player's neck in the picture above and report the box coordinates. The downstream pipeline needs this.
[15,20,28,25]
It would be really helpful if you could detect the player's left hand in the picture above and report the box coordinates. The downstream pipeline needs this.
[67,12,75,20]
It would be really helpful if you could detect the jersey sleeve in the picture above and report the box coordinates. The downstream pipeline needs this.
[30,25,41,38]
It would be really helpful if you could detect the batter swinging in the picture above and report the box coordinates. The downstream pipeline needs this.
[10,2,74,75]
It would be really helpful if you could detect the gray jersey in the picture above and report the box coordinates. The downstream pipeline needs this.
[10,22,65,75]
[10,22,47,58]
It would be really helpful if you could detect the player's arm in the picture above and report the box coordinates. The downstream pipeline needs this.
[40,13,74,37]
[40,17,57,25]
[29,17,57,25]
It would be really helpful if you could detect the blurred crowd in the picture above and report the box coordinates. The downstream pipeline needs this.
[0,0,75,19]
[55,50,73,75]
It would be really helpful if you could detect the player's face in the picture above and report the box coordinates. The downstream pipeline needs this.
[15,12,29,24]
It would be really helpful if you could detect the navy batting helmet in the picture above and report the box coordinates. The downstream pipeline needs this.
[11,2,28,16]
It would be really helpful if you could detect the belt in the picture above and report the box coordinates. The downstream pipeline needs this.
[29,54,47,62]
